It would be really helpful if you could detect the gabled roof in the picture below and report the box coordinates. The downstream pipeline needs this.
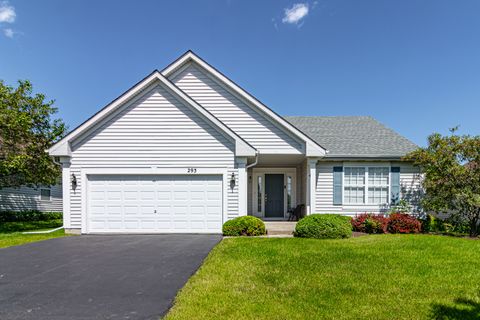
[284,116,418,159]
[162,50,327,157]
[48,70,256,157]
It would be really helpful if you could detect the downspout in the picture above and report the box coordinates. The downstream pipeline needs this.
[246,151,259,169]
[23,155,65,234]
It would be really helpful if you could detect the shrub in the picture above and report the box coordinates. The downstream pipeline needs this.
[222,216,266,236]
[351,213,388,234]
[294,214,352,239]
[444,216,470,234]
[0,210,62,222]
[387,199,412,214]
[0,219,63,233]
[388,213,422,234]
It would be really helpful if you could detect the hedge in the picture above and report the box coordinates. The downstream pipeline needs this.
[0,219,63,233]
[0,210,62,222]
[294,214,352,239]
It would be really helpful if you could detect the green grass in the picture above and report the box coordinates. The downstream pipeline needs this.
[165,235,480,320]
[0,229,68,249]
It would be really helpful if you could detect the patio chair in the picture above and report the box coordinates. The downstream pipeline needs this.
[287,204,305,221]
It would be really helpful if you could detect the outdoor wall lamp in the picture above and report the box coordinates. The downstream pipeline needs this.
[71,173,77,191]
[230,173,236,190]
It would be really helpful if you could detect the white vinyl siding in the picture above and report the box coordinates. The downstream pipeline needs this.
[0,184,63,212]
[67,84,237,229]
[170,63,304,154]
[315,161,422,216]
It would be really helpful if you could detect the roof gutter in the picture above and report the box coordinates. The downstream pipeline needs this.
[321,155,407,161]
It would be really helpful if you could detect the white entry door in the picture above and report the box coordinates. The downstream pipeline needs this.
[87,174,223,233]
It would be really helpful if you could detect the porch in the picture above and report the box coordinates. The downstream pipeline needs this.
[244,154,318,221]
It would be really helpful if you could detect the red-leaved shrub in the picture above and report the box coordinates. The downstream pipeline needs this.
[351,213,389,234]
[387,213,422,234]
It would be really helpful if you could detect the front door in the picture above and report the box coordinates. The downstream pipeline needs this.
[264,174,284,218]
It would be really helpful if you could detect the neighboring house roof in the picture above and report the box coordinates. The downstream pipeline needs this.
[48,70,256,157]
[284,116,418,159]
[162,50,326,157]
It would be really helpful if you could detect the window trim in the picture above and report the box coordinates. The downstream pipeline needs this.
[40,188,51,201]
[342,165,391,205]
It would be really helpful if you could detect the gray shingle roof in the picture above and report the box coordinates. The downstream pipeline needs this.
[284,116,418,158]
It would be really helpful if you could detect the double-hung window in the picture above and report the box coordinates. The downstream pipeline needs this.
[368,167,389,204]
[343,167,390,204]
[40,188,51,201]
[344,167,365,204]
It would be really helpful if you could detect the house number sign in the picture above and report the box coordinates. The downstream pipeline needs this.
[187,168,197,173]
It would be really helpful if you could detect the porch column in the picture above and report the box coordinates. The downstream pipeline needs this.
[59,156,71,228]
[237,157,248,216]
[306,158,318,215]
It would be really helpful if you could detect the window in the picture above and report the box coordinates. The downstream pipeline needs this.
[344,167,365,204]
[257,176,262,212]
[344,167,390,204]
[368,167,389,204]
[287,176,292,210]
[40,188,51,201]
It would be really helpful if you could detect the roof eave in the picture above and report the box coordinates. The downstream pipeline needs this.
[322,155,410,161]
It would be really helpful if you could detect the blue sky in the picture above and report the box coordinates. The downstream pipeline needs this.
[1,0,479,146]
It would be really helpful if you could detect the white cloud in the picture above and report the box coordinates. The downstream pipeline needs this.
[282,3,309,24]
[0,1,15,23]
[3,27,13,38]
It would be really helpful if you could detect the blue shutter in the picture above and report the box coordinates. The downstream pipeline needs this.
[333,167,343,205]
[390,167,400,205]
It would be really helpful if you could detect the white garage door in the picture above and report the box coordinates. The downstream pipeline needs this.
[87,175,223,233]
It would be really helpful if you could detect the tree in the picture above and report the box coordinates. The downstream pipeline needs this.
[0,80,66,189]
[404,129,480,237]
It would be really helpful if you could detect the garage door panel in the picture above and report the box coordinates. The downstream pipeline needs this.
[124,191,138,200]
[173,220,189,229]
[124,205,139,215]
[140,191,155,200]
[157,191,171,200]
[124,220,139,229]
[87,174,223,233]
[107,220,122,229]
[157,220,172,229]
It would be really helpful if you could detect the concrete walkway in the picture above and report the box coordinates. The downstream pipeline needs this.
[264,221,297,236]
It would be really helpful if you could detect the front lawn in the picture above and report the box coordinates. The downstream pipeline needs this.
[0,229,68,249]
[165,235,480,320]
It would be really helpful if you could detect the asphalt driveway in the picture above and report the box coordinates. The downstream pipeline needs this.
[0,234,221,320]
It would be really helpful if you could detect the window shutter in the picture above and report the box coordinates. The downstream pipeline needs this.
[390,167,400,205]
[333,166,343,205]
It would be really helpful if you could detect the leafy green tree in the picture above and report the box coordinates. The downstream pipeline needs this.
[0,80,66,189]
[405,129,480,236]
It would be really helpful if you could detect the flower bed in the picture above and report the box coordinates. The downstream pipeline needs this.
[352,213,422,234]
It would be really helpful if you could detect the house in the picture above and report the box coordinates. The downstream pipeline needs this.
[48,51,421,234]
[0,184,63,212]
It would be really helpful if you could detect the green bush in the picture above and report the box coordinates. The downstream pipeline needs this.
[0,210,62,222]
[222,216,266,236]
[421,214,470,235]
[294,214,352,239]
[0,219,63,233]
[422,214,439,233]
